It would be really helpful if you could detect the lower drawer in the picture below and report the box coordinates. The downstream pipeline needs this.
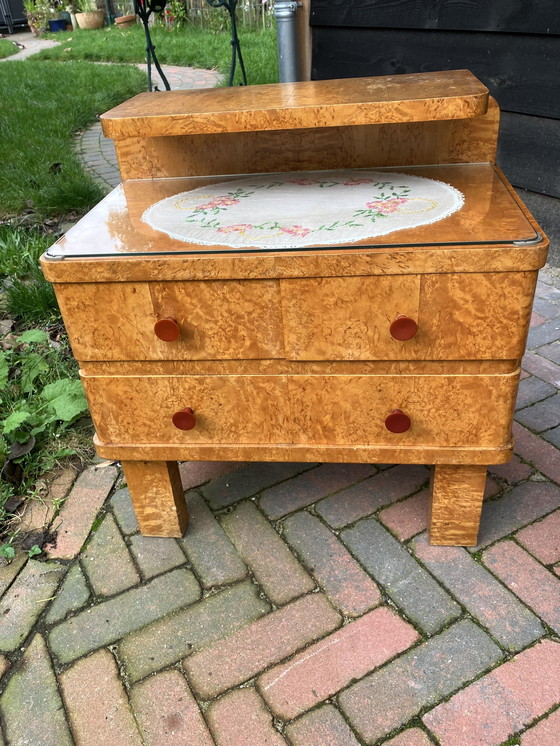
[82,371,518,448]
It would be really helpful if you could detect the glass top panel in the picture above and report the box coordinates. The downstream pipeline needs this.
[46,164,537,259]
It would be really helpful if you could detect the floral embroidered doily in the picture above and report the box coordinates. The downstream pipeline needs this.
[142,170,464,249]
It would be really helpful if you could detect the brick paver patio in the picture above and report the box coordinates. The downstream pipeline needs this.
[1,32,560,745]
[0,267,558,744]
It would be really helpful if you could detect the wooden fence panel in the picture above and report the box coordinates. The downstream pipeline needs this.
[311,0,560,35]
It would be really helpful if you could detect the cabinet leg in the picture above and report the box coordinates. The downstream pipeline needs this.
[121,461,189,538]
[429,464,487,546]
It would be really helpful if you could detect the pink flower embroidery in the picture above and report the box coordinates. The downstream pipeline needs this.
[280,225,311,237]
[289,178,318,186]
[342,178,373,186]
[217,223,253,234]
[365,197,408,214]
[197,196,240,210]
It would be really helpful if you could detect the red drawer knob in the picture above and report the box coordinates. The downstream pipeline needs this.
[172,407,196,430]
[154,317,180,342]
[390,314,418,341]
[385,409,411,433]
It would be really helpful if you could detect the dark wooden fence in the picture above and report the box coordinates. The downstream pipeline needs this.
[310,0,560,197]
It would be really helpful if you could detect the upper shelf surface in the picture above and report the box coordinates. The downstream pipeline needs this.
[101,70,489,140]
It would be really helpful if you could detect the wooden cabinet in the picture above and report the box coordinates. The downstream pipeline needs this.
[41,70,548,546]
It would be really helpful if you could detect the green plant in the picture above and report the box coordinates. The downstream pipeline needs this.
[0,227,60,323]
[0,541,15,561]
[0,329,88,445]
[23,0,56,28]
[27,544,42,557]
[0,329,90,530]
[0,226,51,278]
[75,0,98,11]
[162,0,189,29]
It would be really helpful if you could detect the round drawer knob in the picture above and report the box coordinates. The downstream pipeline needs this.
[172,407,196,430]
[385,409,411,433]
[390,314,418,341]
[154,317,180,342]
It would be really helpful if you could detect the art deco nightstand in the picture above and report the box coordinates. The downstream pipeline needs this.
[41,71,548,545]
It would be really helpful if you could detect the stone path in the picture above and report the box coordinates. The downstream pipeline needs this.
[0,269,559,744]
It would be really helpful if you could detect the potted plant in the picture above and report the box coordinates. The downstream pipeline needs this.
[75,0,105,29]
[114,2,136,28]
[23,0,52,35]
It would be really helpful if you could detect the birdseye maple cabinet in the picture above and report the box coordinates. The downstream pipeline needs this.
[41,70,548,546]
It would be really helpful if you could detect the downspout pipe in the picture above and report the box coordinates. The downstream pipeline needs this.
[275,1,300,82]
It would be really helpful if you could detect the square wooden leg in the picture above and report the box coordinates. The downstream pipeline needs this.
[429,464,487,546]
[121,460,189,538]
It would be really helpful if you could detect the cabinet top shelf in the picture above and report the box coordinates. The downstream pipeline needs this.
[101,70,489,140]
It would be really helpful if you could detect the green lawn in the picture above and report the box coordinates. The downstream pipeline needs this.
[0,60,146,218]
[36,24,278,85]
[0,39,18,59]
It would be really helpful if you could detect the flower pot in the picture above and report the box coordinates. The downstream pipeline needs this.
[75,10,104,29]
[48,18,68,32]
[115,14,136,29]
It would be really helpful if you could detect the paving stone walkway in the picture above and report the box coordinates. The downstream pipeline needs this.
[0,267,559,744]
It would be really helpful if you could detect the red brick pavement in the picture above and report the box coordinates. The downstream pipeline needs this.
[1,281,560,745]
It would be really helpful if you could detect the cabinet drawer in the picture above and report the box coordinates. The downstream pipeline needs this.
[83,370,518,449]
[55,280,284,362]
[82,374,291,444]
[288,372,518,447]
[282,272,536,361]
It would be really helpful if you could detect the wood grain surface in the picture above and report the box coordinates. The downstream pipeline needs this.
[429,464,488,545]
[43,73,548,546]
[80,359,519,377]
[112,103,500,181]
[94,437,513,466]
[287,372,518,447]
[82,371,518,448]
[281,271,536,361]
[121,460,188,537]
[42,242,548,284]
[83,374,292,445]
[54,279,284,361]
[101,70,488,140]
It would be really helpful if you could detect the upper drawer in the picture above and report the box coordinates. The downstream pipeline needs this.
[281,271,536,361]
[54,279,284,362]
